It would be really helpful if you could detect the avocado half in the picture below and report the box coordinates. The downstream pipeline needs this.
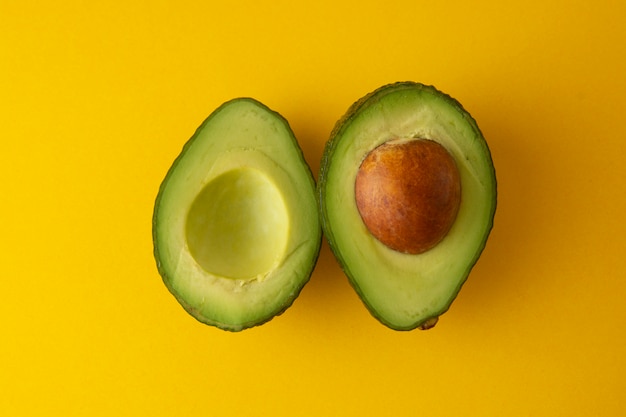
[153,98,321,331]
[318,82,497,330]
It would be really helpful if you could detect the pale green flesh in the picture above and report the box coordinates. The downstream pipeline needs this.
[154,98,321,331]
[186,168,289,280]
[321,83,496,330]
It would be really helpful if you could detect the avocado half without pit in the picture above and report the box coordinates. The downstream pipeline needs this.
[318,82,497,331]
[153,98,321,331]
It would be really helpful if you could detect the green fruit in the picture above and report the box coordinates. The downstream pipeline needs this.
[153,98,321,331]
[318,82,497,330]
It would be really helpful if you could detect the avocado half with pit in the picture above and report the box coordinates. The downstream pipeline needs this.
[318,82,497,330]
[153,98,321,331]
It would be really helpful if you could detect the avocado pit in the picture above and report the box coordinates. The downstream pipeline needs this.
[354,139,461,254]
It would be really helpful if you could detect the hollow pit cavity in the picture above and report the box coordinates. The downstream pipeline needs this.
[186,168,289,280]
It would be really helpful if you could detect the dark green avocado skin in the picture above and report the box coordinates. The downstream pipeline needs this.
[318,82,497,331]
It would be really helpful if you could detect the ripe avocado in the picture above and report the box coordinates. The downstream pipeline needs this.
[318,82,497,330]
[153,98,321,331]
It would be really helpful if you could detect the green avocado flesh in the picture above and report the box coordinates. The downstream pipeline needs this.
[318,82,497,331]
[153,98,321,331]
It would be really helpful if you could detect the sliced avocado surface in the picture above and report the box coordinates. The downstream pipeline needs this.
[319,82,497,330]
[153,98,321,331]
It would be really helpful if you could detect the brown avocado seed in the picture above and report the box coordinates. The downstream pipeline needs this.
[355,139,461,254]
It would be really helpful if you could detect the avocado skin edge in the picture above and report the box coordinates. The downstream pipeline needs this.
[318,81,497,331]
[153,98,322,332]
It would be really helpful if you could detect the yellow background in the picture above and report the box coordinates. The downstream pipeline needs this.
[2,0,625,415]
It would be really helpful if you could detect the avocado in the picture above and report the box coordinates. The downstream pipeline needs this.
[318,82,497,330]
[153,98,321,331]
